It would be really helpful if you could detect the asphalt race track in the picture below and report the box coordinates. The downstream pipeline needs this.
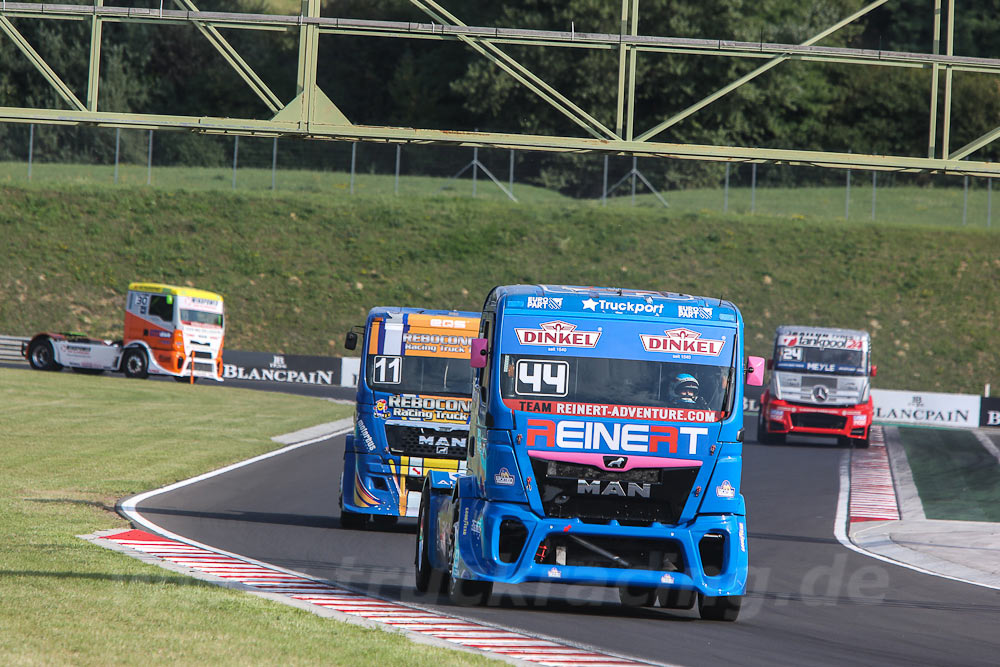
[134,419,1000,666]
[3,360,997,665]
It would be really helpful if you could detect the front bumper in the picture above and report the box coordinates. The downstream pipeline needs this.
[762,397,872,439]
[453,499,748,597]
[342,451,466,517]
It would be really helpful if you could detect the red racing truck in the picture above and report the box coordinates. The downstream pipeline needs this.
[757,325,876,447]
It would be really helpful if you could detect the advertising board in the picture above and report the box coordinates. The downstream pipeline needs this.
[871,389,981,428]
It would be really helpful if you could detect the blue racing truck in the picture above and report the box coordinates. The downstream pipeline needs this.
[415,285,764,621]
[340,307,481,529]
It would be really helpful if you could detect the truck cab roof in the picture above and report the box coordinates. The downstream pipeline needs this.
[487,284,740,324]
[774,325,870,340]
[366,306,479,320]
[128,282,223,303]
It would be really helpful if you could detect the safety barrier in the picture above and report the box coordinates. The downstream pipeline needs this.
[4,333,995,427]
[0,335,28,363]
[744,385,998,429]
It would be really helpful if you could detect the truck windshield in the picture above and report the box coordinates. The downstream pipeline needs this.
[180,309,224,327]
[774,346,865,375]
[367,355,474,397]
[498,354,733,416]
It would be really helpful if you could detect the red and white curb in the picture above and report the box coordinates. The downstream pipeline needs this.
[847,426,900,523]
[82,528,649,667]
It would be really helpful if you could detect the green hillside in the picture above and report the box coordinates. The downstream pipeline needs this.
[1,178,997,395]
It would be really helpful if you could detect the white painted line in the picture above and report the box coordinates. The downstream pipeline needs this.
[90,529,655,664]
[98,423,658,666]
[834,448,1000,590]
[972,429,1000,465]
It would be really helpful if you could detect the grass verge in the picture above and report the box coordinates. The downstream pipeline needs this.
[896,426,1000,522]
[0,367,493,666]
[1,173,999,394]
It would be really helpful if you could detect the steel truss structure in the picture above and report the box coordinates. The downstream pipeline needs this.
[0,0,998,177]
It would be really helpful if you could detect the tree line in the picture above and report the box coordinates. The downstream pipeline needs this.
[1,0,998,194]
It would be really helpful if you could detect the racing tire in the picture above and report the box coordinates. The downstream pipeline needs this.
[619,585,657,607]
[370,515,398,530]
[28,339,61,371]
[656,588,697,610]
[448,575,493,607]
[756,410,785,445]
[122,349,149,379]
[447,520,492,606]
[697,593,741,622]
[853,435,870,449]
[415,489,446,594]
[338,485,367,530]
[338,508,366,530]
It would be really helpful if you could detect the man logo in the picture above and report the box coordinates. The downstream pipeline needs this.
[812,385,829,402]
[604,455,627,469]
[577,480,651,498]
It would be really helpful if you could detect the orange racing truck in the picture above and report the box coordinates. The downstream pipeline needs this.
[23,282,225,382]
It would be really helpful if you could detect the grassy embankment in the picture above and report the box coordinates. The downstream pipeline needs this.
[0,367,496,665]
[1,165,998,394]
[897,427,1000,522]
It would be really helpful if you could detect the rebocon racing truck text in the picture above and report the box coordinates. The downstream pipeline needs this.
[339,307,481,529]
[415,285,764,622]
[757,325,876,447]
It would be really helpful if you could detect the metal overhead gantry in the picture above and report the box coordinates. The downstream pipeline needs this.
[0,0,998,177]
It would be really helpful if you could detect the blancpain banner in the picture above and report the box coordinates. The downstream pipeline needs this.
[223,350,354,387]
[872,389,981,428]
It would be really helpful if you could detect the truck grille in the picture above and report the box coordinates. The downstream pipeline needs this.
[192,361,216,374]
[384,425,468,460]
[791,413,846,429]
[530,459,699,527]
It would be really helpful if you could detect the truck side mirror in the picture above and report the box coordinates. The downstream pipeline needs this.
[344,331,358,350]
[746,356,765,386]
[870,364,878,378]
[470,338,488,368]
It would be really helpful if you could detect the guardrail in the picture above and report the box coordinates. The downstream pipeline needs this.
[0,335,28,364]
[3,332,995,427]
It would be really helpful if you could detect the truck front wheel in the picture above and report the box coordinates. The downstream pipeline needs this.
[756,409,785,445]
[415,488,446,594]
[698,593,741,621]
[657,588,696,610]
[28,339,61,371]
[619,585,657,607]
[122,349,149,379]
[447,521,492,606]
[338,486,366,530]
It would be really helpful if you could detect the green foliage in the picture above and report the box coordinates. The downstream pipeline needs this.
[898,427,1000,522]
[0,368,497,666]
[1,177,998,394]
[4,0,1000,185]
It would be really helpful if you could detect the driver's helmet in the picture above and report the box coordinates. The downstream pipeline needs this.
[672,374,700,404]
